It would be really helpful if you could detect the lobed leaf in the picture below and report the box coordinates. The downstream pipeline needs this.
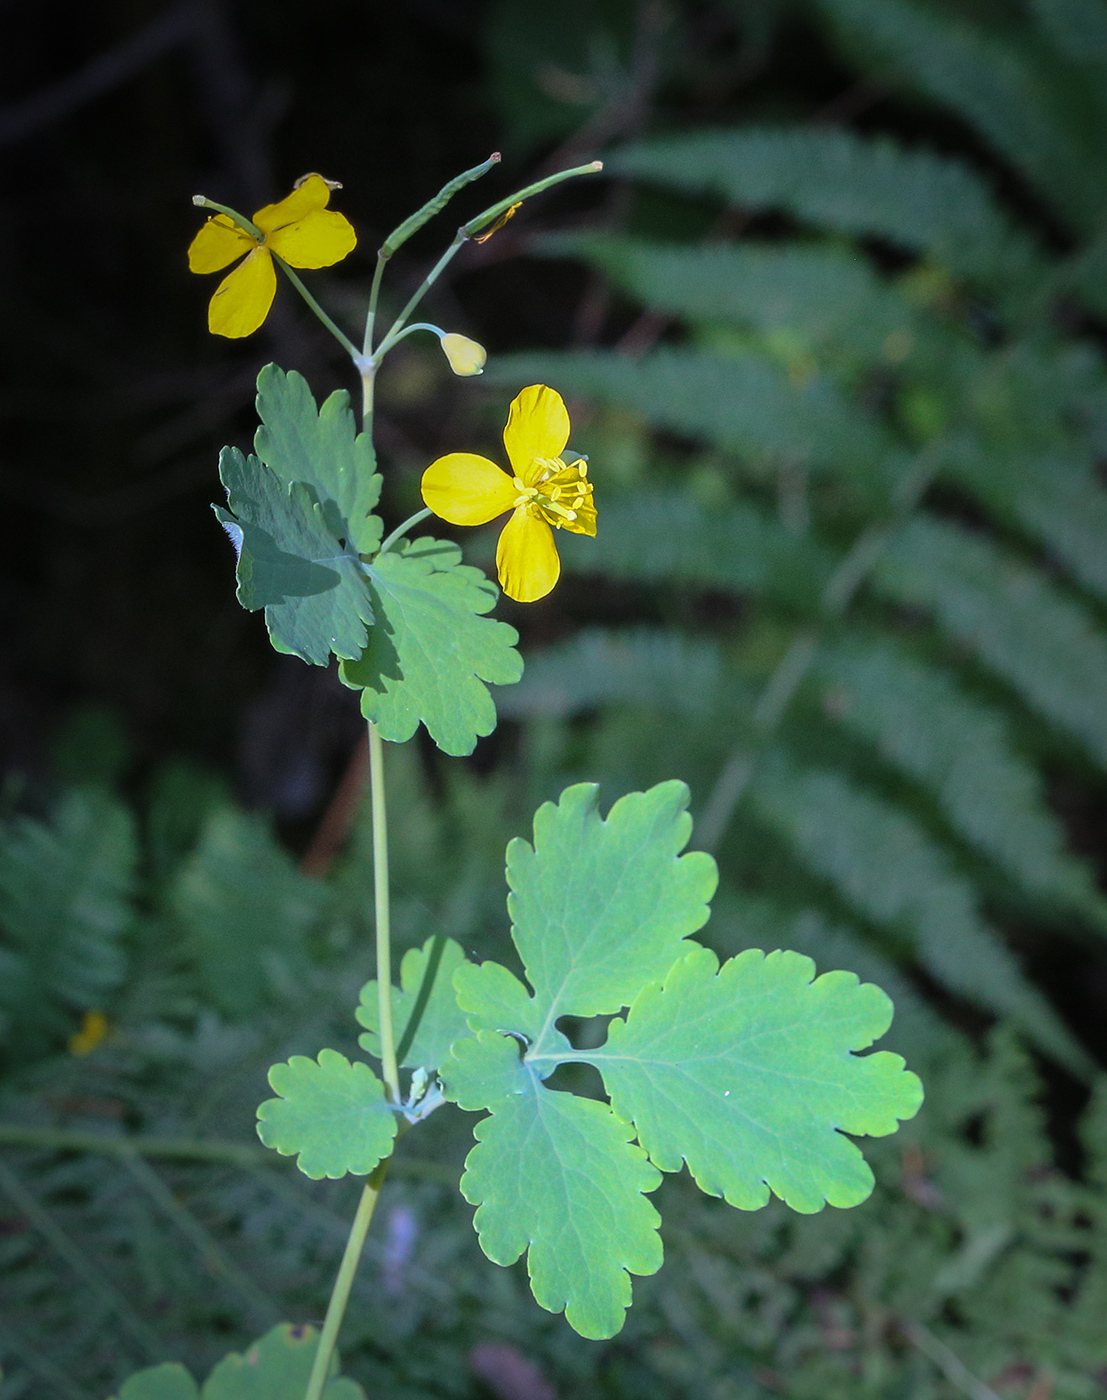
[215,449,377,666]
[341,537,523,756]
[202,1322,363,1400]
[498,780,718,1022]
[443,1031,663,1341]
[214,367,383,667]
[113,1325,363,1400]
[256,1049,397,1180]
[441,781,921,1336]
[357,934,472,1070]
[253,365,381,549]
[599,945,923,1213]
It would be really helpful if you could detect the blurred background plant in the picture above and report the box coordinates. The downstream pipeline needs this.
[3,0,1107,1397]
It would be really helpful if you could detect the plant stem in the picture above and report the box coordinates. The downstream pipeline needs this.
[301,724,399,1400]
[369,721,401,1102]
[302,1162,389,1400]
[272,254,362,360]
[378,507,433,556]
[371,160,603,364]
[363,251,389,357]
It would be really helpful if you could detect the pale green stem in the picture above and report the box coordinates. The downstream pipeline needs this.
[272,253,362,360]
[363,251,389,357]
[378,507,433,556]
[302,1162,389,1400]
[371,160,603,364]
[369,721,401,1102]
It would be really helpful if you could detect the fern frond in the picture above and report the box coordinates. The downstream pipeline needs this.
[746,749,1092,1075]
[814,0,1106,232]
[607,125,1042,294]
[0,788,136,1054]
[816,634,1107,928]
[541,234,914,363]
[486,348,891,484]
[554,490,832,608]
[944,446,1107,607]
[494,628,731,720]
[873,513,1107,773]
[168,808,329,1018]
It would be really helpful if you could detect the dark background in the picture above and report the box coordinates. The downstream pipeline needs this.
[0,0,900,822]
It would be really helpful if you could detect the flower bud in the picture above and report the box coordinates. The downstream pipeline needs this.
[440,332,487,377]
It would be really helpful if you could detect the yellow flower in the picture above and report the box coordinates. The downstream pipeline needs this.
[421,385,595,602]
[69,1009,109,1057]
[187,174,356,338]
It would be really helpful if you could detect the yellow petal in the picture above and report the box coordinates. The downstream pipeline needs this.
[496,508,560,602]
[208,248,277,338]
[267,208,357,268]
[253,173,332,234]
[188,214,255,273]
[421,453,517,525]
[503,385,570,483]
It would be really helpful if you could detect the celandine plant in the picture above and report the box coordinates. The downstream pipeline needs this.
[113,157,923,1400]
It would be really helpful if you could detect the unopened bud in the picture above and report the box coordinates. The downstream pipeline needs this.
[440,332,487,377]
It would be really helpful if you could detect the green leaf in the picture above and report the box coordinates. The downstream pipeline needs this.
[253,365,381,548]
[202,1323,364,1400]
[340,538,523,756]
[115,1363,199,1400]
[440,781,919,1337]
[214,366,382,666]
[215,449,377,667]
[874,513,1107,773]
[600,945,923,1214]
[356,934,472,1070]
[256,1049,397,1179]
[446,1030,664,1341]
[496,780,717,1021]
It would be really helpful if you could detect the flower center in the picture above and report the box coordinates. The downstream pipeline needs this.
[512,458,593,529]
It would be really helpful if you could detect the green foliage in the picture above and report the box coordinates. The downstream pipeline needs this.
[439,781,920,1338]
[341,538,523,757]
[257,1050,396,1180]
[115,1324,364,1400]
[214,367,382,667]
[601,947,923,1211]
[170,807,327,1018]
[214,372,522,755]
[0,787,136,1054]
[357,935,471,1071]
